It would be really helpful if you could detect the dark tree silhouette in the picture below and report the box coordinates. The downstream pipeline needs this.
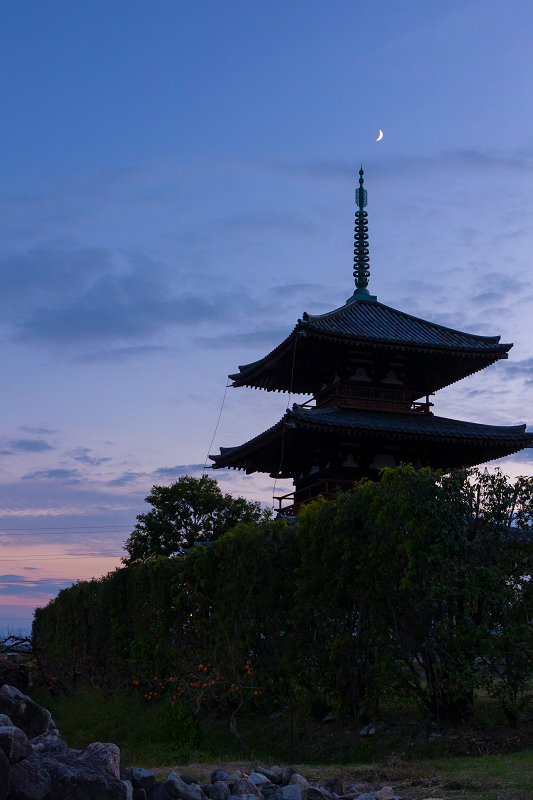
[123,474,265,561]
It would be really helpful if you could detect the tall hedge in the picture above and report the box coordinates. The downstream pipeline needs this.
[33,467,533,725]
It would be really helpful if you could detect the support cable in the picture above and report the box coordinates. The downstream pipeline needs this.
[203,381,231,473]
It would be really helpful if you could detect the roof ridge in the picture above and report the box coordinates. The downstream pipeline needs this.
[305,299,503,344]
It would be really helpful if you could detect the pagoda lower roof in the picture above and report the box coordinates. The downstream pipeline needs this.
[230,298,511,392]
[210,405,532,474]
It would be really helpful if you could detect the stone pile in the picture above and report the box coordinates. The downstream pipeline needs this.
[0,684,443,800]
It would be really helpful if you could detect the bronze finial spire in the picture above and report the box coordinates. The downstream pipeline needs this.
[347,166,377,303]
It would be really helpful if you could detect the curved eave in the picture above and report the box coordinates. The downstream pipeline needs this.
[210,408,533,472]
[229,323,511,394]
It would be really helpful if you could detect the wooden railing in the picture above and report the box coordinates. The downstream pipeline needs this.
[274,479,356,516]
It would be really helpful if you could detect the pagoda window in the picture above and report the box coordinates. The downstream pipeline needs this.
[382,370,403,385]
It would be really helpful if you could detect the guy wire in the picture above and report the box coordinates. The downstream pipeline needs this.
[203,381,231,472]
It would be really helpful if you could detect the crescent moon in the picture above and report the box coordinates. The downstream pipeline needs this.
[376,130,383,141]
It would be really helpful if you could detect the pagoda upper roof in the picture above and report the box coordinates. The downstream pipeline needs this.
[211,405,532,475]
[230,298,511,392]
[303,299,507,350]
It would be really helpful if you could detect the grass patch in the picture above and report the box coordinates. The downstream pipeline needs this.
[29,686,533,798]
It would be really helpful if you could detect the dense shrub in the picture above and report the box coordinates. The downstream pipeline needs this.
[33,467,533,727]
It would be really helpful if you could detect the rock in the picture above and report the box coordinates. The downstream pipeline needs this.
[233,778,262,799]
[30,729,67,755]
[78,741,121,779]
[279,785,301,800]
[211,770,230,784]
[0,686,54,739]
[210,780,230,800]
[248,773,271,787]
[307,788,332,800]
[166,772,207,800]
[255,768,275,782]
[281,768,295,787]
[0,715,12,727]
[10,750,128,799]
[270,768,283,786]
[151,786,173,800]
[288,775,309,800]
[133,790,148,800]
[375,790,394,800]
[147,784,172,800]
[359,725,375,737]
[132,768,157,793]
[0,726,32,764]
[121,766,133,781]
[352,794,375,800]
[0,746,9,800]
[181,775,199,785]
[229,772,243,781]
[122,781,133,800]
[324,781,343,796]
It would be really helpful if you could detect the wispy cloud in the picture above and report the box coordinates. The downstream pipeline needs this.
[19,427,56,435]
[21,468,83,483]
[0,574,74,598]
[106,471,147,487]
[67,447,111,466]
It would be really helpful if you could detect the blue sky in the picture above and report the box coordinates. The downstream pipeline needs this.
[2,0,533,633]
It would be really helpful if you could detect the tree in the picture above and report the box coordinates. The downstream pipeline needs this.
[123,474,266,562]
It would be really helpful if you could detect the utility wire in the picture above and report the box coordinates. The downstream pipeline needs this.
[0,525,131,530]
[0,531,129,537]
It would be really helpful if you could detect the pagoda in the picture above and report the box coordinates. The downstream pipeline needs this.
[211,169,533,513]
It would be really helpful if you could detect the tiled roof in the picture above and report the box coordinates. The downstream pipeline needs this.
[304,299,509,351]
[289,406,531,441]
[211,407,532,467]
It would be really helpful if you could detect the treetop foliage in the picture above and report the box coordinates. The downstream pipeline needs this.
[123,473,266,562]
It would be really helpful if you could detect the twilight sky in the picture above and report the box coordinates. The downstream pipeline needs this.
[2,0,533,633]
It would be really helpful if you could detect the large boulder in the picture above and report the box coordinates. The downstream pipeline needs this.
[281,769,294,788]
[279,786,301,800]
[0,746,9,800]
[77,742,121,779]
[324,782,343,797]
[131,768,156,794]
[233,778,262,799]
[0,726,32,764]
[288,775,309,800]
[210,781,230,800]
[9,751,128,800]
[165,773,207,800]
[307,788,333,800]
[211,771,230,784]
[270,769,283,787]
[147,783,172,800]
[255,769,275,783]
[0,715,12,727]
[0,686,54,739]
